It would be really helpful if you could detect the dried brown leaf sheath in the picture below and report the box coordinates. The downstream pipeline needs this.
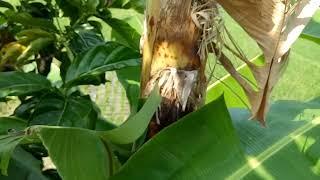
[216,0,320,124]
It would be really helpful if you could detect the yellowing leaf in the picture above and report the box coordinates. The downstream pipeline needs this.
[0,42,26,70]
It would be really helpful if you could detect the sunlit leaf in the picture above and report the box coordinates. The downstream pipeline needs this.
[111,96,320,179]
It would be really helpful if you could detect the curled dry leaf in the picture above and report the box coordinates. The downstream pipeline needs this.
[216,0,320,124]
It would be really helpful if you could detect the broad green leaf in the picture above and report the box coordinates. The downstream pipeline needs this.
[69,23,104,54]
[0,147,48,180]
[111,96,245,179]
[65,42,140,87]
[5,11,57,32]
[99,88,161,144]
[111,97,320,179]
[206,55,264,108]
[109,8,144,34]
[0,72,52,98]
[29,94,98,129]
[228,99,320,179]
[0,117,26,135]
[0,134,25,175]
[107,18,140,50]
[38,127,111,180]
[14,96,41,120]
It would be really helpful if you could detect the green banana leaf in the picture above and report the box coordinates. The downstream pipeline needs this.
[111,96,320,180]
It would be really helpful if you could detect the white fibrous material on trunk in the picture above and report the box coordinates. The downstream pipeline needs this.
[144,68,198,112]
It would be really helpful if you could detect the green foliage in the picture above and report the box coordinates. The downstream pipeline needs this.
[69,23,104,54]
[27,94,99,129]
[5,10,57,32]
[0,72,52,98]
[0,1,319,180]
[0,117,26,134]
[0,134,24,175]
[38,127,111,180]
[65,42,141,88]
[0,147,49,180]
[111,96,245,180]
[99,88,161,144]
[112,96,320,180]
[0,0,146,179]
[106,18,141,50]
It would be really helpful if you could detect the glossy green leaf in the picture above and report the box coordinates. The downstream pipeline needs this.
[104,18,140,50]
[28,94,98,129]
[99,88,161,144]
[109,8,144,34]
[69,23,104,54]
[0,117,26,135]
[14,96,41,120]
[38,127,111,180]
[112,96,320,179]
[65,42,141,87]
[0,72,52,98]
[228,99,320,179]
[111,96,245,179]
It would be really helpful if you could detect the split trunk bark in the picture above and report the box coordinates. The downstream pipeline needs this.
[141,0,207,137]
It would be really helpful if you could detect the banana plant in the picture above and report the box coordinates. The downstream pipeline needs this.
[0,0,319,180]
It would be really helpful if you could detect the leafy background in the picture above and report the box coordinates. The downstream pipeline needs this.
[0,1,319,179]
